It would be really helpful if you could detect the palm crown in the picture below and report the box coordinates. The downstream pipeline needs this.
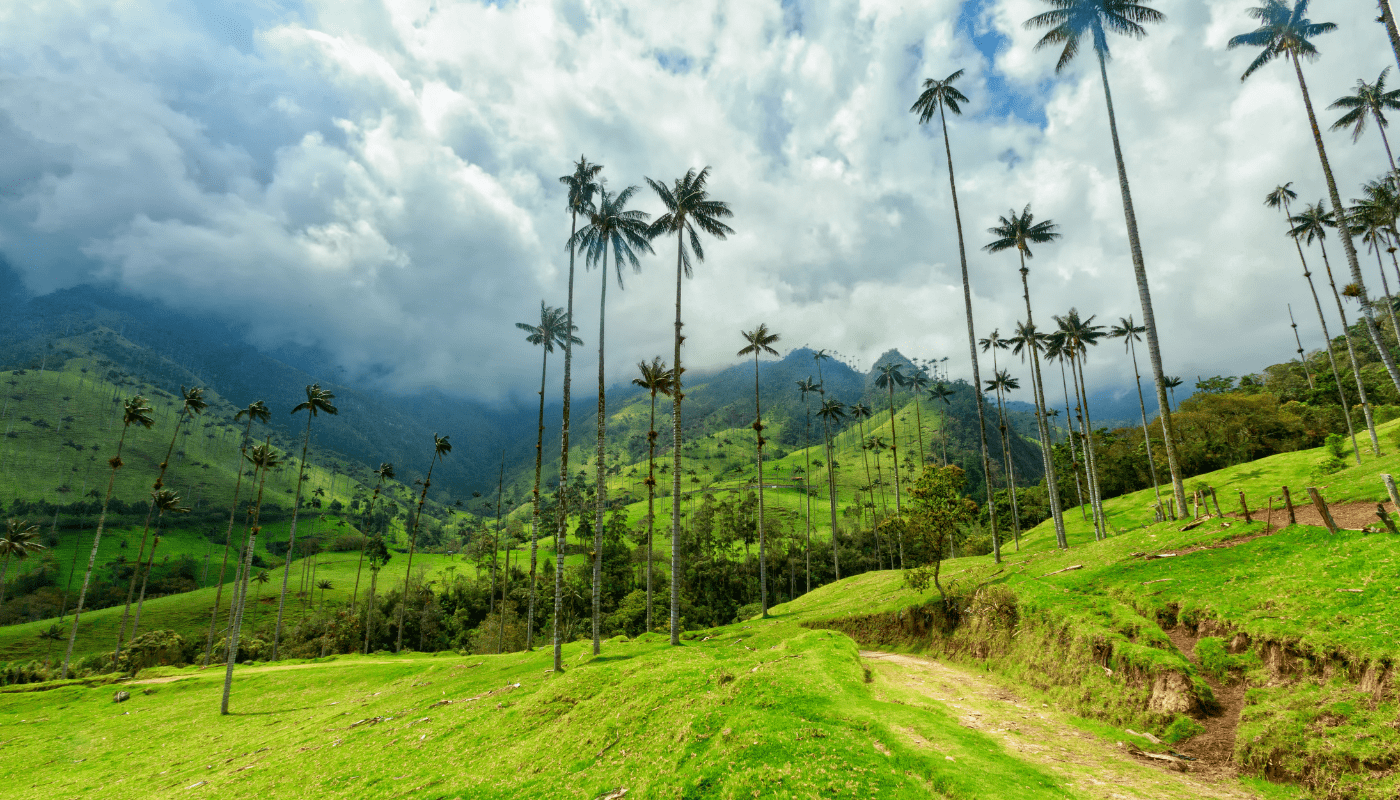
[294,384,338,418]
[1290,201,1335,244]
[1264,182,1299,211]
[517,302,582,354]
[235,400,271,426]
[560,155,603,217]
[570,184,655,287]
[180,385,209,417]
[738,323,781,358]
[984,205,1061,259]
[910,69,970,123]
[1024,0,1164,73]
[928,383,955,405]
[1109,315,1146,351]
[1227,1,1336,81]
[633,357,675,396]
[123,396,155,430]
[646,167,735,279]
[1330,68,1400,143]
[874,363,907,391]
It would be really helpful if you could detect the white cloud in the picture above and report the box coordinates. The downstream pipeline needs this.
[0,0,1394,407]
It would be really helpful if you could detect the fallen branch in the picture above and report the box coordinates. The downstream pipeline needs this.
[1337,588,1363,593]
[1041,565,1083,577]
[1178,515,1215,532]
[1142,578,1173,585]
[596,736,621,759]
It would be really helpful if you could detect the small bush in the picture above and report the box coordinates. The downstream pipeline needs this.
[1161,715,1205,744]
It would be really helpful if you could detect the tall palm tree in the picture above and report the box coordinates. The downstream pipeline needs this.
[1292,201,1382,455]
[1026,0,1188,518]
[517,302,580,649]
[316,579,333,609]
[273,384,337,661]
[907,367,931,470]
[865,436,890,516]
[0,519,43,609]
[910,68,1003,566]
[222,439,280,715]
[571,184,655,655]
[646,166,734,646]
[874,363,908,522]
[1044,335,1089,520]
[116,385,206,665]
[1230,0,1400,397]
[1351,187,1400,345]
[62,395,152,678]
[796,376,822,593]
[633,357,673,631]
[927,383,954,467]
[353,463,393,618]
[1330,67,1400,175]
[816,399,847,578]
[1163,376,1183,409]
[849,401,878,521]
[203,400,270,667]
[738,323,780,618]
[396,433,450,653]
[130,489,190,638]
[1055,310,1110,538]
[1268,183,1359,460]
[553,155,602,671]
[361,534,391,655]
[1286,304,1316,389]
[1382,1,1400,74]
[983,205,1069,549]
[1109,316,1165,512]
[985,368,1023,549]
[1008,319,1064,538]
[978,332,1014,518]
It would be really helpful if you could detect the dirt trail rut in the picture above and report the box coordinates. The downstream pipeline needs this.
[861,651,1263,800]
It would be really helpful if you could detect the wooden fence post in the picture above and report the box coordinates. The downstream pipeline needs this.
[1211,488,1223,517]
[1306,487,1340,535]
[1192,491,1200,520]
[1281,486,1296,525]
[1239,491,1252,523]
[1382,474,1400,511]
[1377,504,1400,535]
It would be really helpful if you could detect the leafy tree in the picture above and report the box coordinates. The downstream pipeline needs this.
[646,166,734,646]
[553,154,602,671]
[1265,183,1360,462]
[1025,0,1189,519]
[130,489,189,638]
[633,357,673,631]
[116,385,206,666]
[518,302,581,649]
[0,519,43,609]
[738,323,780,617]
[62,395,152,679]
[397,434,451,653]
[1329,67,1400,175]
[910,67,1004,570]
[571,184,654,655]
[273,384,337,660]
[1229,0,1400,397]
[204,400,270,666]
[904,466,978,599]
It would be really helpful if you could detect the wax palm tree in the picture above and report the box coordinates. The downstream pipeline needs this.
[874,363,908,520]
[1285,304,1316,389]
[1267,183,1360,461]
[396,433,450,653]
[0,519,43,609]
[1383,1,1400,73]
[116,385,206,665]
[646,166,734,646]
[352,463,393,618]
[1163,376,1183,409]
[571,184,655,655]
[1292,201,1382,454]
[1230,1,1400,396]
[847,401,877,521]
[1044,335,1089,519]
[517,302,581,649]
[38,624,62,667]
[553,155,602,670]
[1351,187,1400,345]
[907,368,931,470]
[985,369,1023,549]
[62,395,153,678]
[1330,68,1400,175]
[316,579,333,609]
[1109,316,1166,511]
[633,357,674,630]
[865,436,890,516]
[927,383,955,467]
[222,440,280,715]
[1055,310,1109,538]
[978,331,1013,506]
[203,400,270,666]
[816,398,847,577]
[796,376,822,593]
[1008,319,1065,540]
[738,323,780,618]
[983,205,1068,549]
[1026,0,1189,519]
[361,534,391,655]
[272,384,337,660]
[910,68,1003,563]
[130,489,190,639]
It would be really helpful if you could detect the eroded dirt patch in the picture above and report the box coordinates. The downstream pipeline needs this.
[860,650,1264,800]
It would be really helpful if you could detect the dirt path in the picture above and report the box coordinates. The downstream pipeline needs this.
[1222,500,1394,531]
[1161,628,1246,782]
[860,651,1263,800]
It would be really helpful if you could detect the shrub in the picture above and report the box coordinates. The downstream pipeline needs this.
[1161,715,1205,744]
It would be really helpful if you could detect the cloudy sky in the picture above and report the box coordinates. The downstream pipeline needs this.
[1,0,1395,407]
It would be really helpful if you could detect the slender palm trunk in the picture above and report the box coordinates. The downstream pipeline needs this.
[752,351,768,617]
[993,385,1021,548]
[1073,352,1108,539]
[363,567,379,655]
[1017,260,1067,548]
[1382,0,1400,76]
[1283,201,1361,462]
[351,480,383,618]
[61,424,130,678]
[803,398,815,594]
[670,233,684,646]
[885,386,903,523]
[1127,338,1164,512]
[1372,242,1400,351]
[272,413,314,661]
[554,212,581,671]
[221,456,271,715]
[130,514,168,639]
[203,418,255,666]
[1057,358,1089,519]
[645,390,658,631]
[1288,305,1316,389]
[855,415,873,531]
[492,455,503,617]
[528,347,548,650]
[1318,238,1382,455]
[591,251,610,656]
[938,404,950,467]
[824,419,841,578]
[1293,54,1400,398]
[912,393,926,473]
[396,453,438,653]
[939,103,1000,564]
[1094,49,1189,518]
